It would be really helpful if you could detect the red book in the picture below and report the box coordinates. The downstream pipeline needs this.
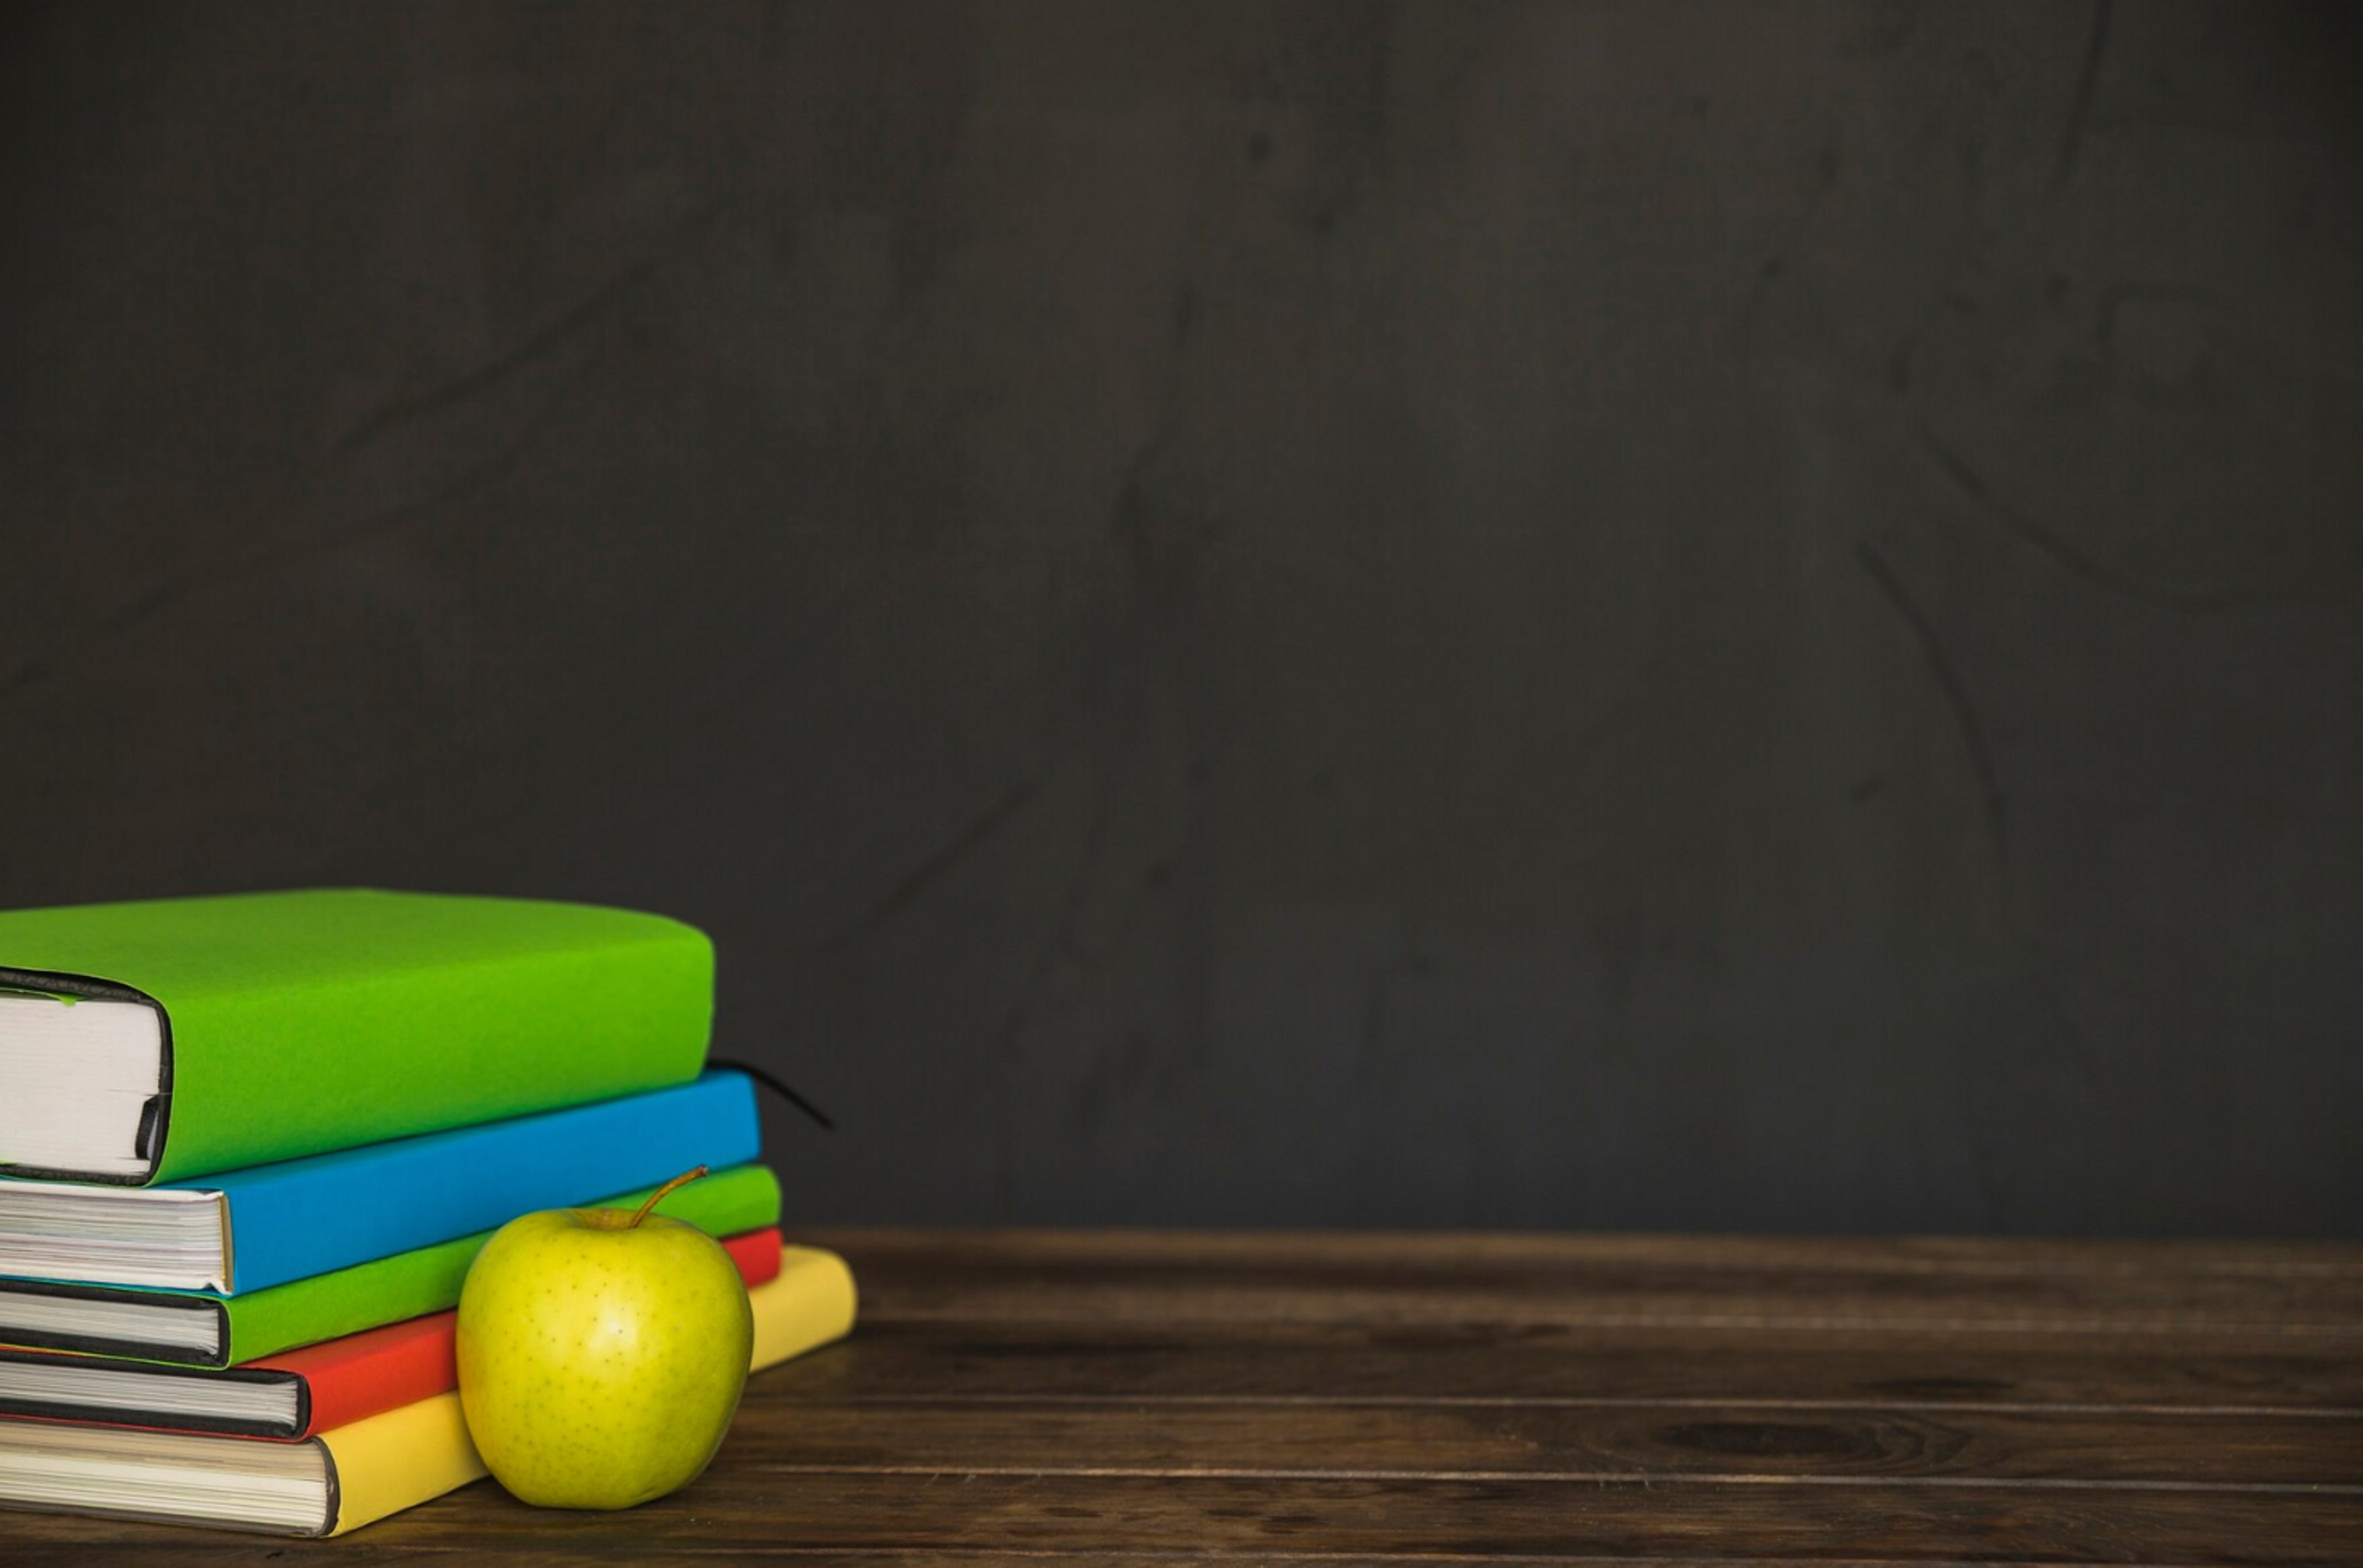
[0,1228,783,1439]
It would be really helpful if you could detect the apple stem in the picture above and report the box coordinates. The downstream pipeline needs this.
[628,1166,708,1228]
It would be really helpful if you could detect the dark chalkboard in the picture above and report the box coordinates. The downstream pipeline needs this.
[3,2,2357,1235]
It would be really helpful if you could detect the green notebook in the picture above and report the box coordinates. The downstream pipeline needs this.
[0,889,714,1185]
[0,1163,780,1369]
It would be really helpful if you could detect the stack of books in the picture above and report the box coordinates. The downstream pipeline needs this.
[0,888,853,1536]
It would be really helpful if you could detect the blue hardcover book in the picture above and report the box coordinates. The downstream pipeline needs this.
[0,1070,759,1294]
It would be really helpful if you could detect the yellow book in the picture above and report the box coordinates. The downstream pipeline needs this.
[0,1244,858,1537]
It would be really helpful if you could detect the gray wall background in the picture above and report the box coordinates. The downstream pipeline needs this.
[4,2,2357,1236]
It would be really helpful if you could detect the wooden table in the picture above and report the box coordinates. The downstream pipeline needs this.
[10,1228,2362,1564]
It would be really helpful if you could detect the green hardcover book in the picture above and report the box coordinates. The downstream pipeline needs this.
[0,889,714,1185]
[0,1163,780,1369]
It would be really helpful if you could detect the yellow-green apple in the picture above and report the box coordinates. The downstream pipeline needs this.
[456,1167,753,1508]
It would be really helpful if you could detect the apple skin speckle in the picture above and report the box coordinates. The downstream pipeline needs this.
[455,1200,754,1509]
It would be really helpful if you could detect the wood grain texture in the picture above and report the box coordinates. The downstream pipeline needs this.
[7,1228,2361,1565]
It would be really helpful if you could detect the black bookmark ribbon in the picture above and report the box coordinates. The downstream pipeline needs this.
[710,1057,835,1130]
